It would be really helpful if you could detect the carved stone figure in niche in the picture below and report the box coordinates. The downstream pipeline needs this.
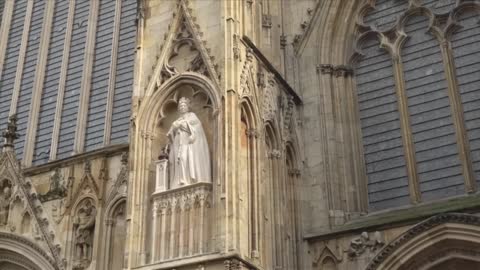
[166,97,211,188]
[73,199,96,269]
[0,180,12,225]
[39,168,67,202]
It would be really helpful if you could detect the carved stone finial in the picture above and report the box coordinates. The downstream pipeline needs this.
[2,114,18,152]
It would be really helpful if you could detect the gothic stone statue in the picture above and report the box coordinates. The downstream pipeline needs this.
[166,97,211,189]
[74,200,96,268]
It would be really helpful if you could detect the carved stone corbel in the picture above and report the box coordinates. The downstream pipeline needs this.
[347,231,384,259]
[262,14,272,28]
[246,128,259,139]
[288,168,301,177]
[317,64,334,75]
[269,149,282,159]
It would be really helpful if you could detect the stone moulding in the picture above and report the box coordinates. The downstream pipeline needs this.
[151,181,212,198]
[150,182,213,263]
[366,213,480,270]
[0,232,57,270]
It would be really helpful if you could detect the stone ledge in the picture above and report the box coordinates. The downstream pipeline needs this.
[23,143,128,176]
[151,182,213,199]
[133,252,263,270]
[304,193,480,241]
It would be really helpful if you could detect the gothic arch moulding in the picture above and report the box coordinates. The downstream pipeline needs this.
[0,232,57,270]
[102,198,127,270]
[366,213,480,270]
[69,197,97,270]
[135,73,221,185]
[312,244,340,270]
[128,73,221,266]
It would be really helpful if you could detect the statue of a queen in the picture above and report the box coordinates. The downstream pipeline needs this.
[166,97,211,188]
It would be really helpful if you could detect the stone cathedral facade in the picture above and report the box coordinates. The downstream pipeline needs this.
[0,0,479,270]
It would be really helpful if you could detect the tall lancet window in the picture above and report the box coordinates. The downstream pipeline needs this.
[354,34,410,211]
[239,101,260,259]
[451,7,480,188]
[353,0,480,211]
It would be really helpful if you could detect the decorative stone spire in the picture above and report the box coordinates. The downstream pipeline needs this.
[2,114,18,152]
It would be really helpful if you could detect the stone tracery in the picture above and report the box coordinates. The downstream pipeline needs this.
[352,0,480,211]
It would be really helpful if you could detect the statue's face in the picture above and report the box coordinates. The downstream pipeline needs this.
[178,103,189,114]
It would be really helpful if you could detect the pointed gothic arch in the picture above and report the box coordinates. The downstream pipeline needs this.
[0,232,57,270]
[102,197,127,270]
[67,196,98,270]
[284,142,300,269]
[129,72,221,266]
[263,121,283,266]
[239,97,260,257]
[366,213,480,270]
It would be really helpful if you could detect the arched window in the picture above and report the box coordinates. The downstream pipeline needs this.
[451,5,480,188]
[239,102,260,258]
[353,1,480,211]
[354,33,410,211]
[401,13,464,201]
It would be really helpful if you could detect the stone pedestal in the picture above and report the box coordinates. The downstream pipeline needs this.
[150,183,212,263]
[155,159,169,193]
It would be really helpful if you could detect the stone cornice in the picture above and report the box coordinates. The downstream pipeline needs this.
[131,252,264,270]
[304,194,480,242]
[151,182,212,200]
[22,143,128,176]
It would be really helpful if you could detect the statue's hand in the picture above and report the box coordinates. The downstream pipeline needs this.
[171,121,180,130]
[188,135,195,144]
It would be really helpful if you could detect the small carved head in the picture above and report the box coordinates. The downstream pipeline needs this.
[178,97,191,114]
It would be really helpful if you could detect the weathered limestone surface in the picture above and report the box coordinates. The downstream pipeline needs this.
[1,1,480,270]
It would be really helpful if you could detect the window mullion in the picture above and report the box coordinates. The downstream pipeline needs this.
[438,38,476,193]
[391,54,421,204]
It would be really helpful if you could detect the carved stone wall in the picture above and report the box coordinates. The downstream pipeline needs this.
[150,183,212,262]
[3,1,480,270]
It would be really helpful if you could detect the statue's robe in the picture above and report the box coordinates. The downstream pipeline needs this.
[168,112,211,188]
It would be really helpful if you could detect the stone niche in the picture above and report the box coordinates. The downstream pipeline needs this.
[149,83,215,263]
[151,84,214,192]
